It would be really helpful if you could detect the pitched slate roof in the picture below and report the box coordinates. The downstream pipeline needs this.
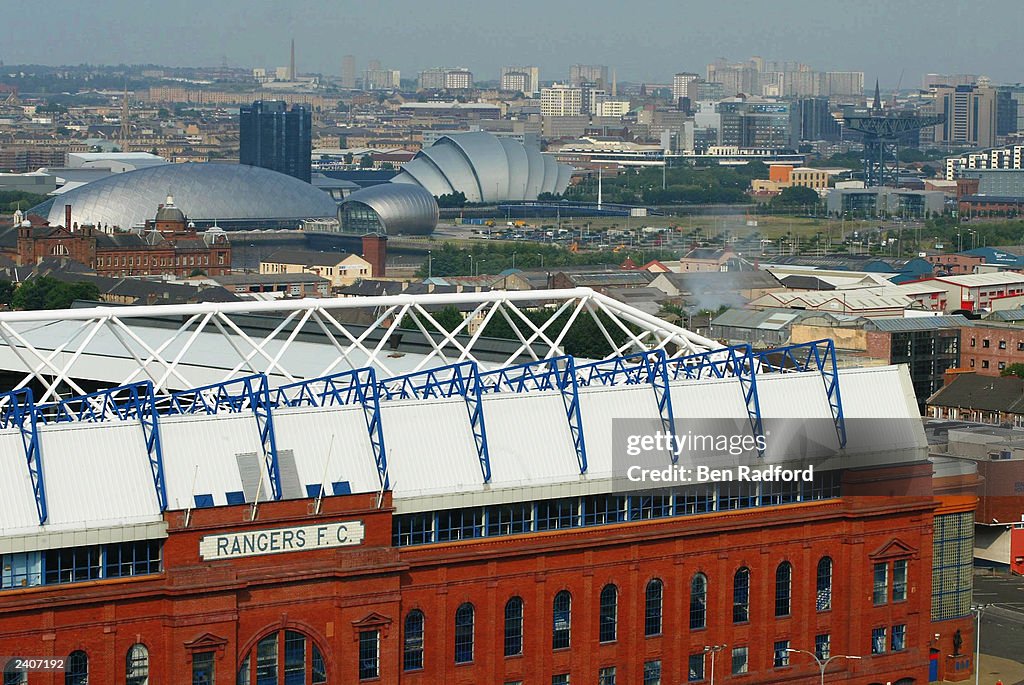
[926,373,1024,414]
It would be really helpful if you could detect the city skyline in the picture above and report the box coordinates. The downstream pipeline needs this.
[3,0,1022,86]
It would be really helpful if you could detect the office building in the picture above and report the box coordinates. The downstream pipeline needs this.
[239,100,312,183]
[922,73,978,89]
[541,84,583,117]
[717,98,798,149]
[995,86,1021,137]
[341,55,357,89]
[501,66,540,95]
[926,85,998,148]
[672,72,699,103]
[797,97,841,141]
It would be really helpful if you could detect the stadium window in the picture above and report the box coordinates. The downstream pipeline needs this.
[553,590,572,649]
[598,666,617,685]
[599,584,618,643]
[437,508,484,542]
[358,630,380,680]
[775,562,792,617]
[690,573,708,629]
[504,597,524,657]
[645,579,663,637]
[815,633,831,660]
[537,499,579,531]
[871,626,887,654]
[731,646,749,675]
[403,610,425,671]
[816,557,833,612]
[394,513,433,546]
[629,493,672,520]
[192,650,215,685]
[688,653,705,682]
[1,551,42,589]
[105,540,162,578]
[893,559,908,602]
[583,495,626,525]
[454,603,475,664]
[773,640,790,667]
[45,546,101,585]
[238,630,326,685]
[487,502,533,536]
[675,486,714,515]
[873,562,889,605]
[733,567,750,623]
[125,644,149,685]
[644,660,662,685]
[891,624,907,651]
[65,651,88,685]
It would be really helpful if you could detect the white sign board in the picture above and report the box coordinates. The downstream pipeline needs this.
[199,521,365,561]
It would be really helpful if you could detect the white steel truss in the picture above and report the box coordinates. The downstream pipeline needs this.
[0,288,720,401]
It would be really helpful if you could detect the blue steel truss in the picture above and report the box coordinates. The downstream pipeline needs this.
[576,350,677,462]
[379,361,492,483]
[755,339,846,448]
[273,367,389,490]
[0,388,46,524]
[166,374,283,500]
[35,382,169,512]
[480,356,588,474]
[666,344,765,457]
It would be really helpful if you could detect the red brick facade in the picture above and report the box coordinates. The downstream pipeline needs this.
[0,464,976,685]
[959,324,1024,375]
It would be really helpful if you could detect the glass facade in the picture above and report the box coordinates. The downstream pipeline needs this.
[932,511,974,621]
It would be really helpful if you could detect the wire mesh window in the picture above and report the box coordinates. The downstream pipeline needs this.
[454,603,475,664]
[775,562,792,617]
[932,511,973,620]
[358,631,379,680]
[893,559,908,602]
[733,567,750,623]
[599,584,618,643]
[873,562,888,606]
[645,579,663,637]
[64,651,88,685]
[126,644,149,685]
[403,610,425,671]
[816,557,833,612]
[690,573,708,629]
[553,590,572,649]
[504,597,524,657]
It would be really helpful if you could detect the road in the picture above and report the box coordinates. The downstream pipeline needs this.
[975,571,1024,664]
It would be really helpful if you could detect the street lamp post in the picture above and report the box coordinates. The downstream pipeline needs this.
[427,251,432,279]
[786,648,861,685]
[704,644,727,685]
[537,253,544,268]
[971,604,988,685]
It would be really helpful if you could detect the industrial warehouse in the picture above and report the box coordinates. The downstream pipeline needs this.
[0,290,976,685]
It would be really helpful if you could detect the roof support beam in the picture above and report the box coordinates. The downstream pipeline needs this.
[0,388,46,525]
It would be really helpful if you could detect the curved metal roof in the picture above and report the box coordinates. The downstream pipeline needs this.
[341,183,438,236]
[390,131,572,202]
[34,163,338,229]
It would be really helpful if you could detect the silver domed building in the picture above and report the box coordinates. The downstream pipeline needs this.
[391,131,572,203]
[31,163,338,230]
[339,184,439,236]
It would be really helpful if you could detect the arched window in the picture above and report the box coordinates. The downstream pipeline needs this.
[403,610,425,671]
[126,644,149,685]
[733,567,751,623]
[690,573,708,629]
[775,561,793,617]
[599,584,618,643]
[454,603,475,664]
[553,590,572,649]
[238,630,327,685]
[65,651,88,685]
[4,659,26,685]
[817,557,833,612]
[645,579,663,637]
[504,596,524,657]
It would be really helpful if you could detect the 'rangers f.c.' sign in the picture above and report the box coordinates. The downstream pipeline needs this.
[199,521,365,560]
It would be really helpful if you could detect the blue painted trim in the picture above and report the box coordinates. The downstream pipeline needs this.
[274,368,390,491]
[379,361,491,483]
[0,388,46,524]
[167,374,283,500]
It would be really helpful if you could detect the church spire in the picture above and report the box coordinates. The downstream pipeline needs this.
[872,79,882,112]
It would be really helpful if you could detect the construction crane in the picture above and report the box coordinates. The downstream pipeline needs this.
[843,80,945,187]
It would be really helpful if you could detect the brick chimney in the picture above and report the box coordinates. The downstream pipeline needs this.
[362,234,387,278]
[65,204,72,231]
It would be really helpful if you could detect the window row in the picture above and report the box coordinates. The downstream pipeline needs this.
[393,475,842,546]
[0,540,162,591]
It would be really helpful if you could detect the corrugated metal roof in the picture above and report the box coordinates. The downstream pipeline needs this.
[866,315,971,332]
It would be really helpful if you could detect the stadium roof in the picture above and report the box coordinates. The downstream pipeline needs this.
[30,163,338,230]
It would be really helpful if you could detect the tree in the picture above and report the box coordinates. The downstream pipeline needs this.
[772,186,820,207]
[1001,363,1024,379]
[435,191,467,208]
[11,277,101,311]
[0,280,14,307]
[430,306,465,332]
[343,152,354,165]
[359,155,375,168]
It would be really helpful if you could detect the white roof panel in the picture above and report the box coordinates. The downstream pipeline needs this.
[483,392,580,488]
[0,431,45,536]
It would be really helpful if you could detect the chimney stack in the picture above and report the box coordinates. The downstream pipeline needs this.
[362,234,387,278]
[65,204,72,232]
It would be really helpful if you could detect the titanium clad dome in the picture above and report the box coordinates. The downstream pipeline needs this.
[33,163,338,230]
[340,183,439,236]
[390,130,572,202]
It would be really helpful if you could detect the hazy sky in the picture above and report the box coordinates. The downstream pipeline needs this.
[4,0,1020,86]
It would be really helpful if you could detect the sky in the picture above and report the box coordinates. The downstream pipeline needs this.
[4,0,1020,87]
